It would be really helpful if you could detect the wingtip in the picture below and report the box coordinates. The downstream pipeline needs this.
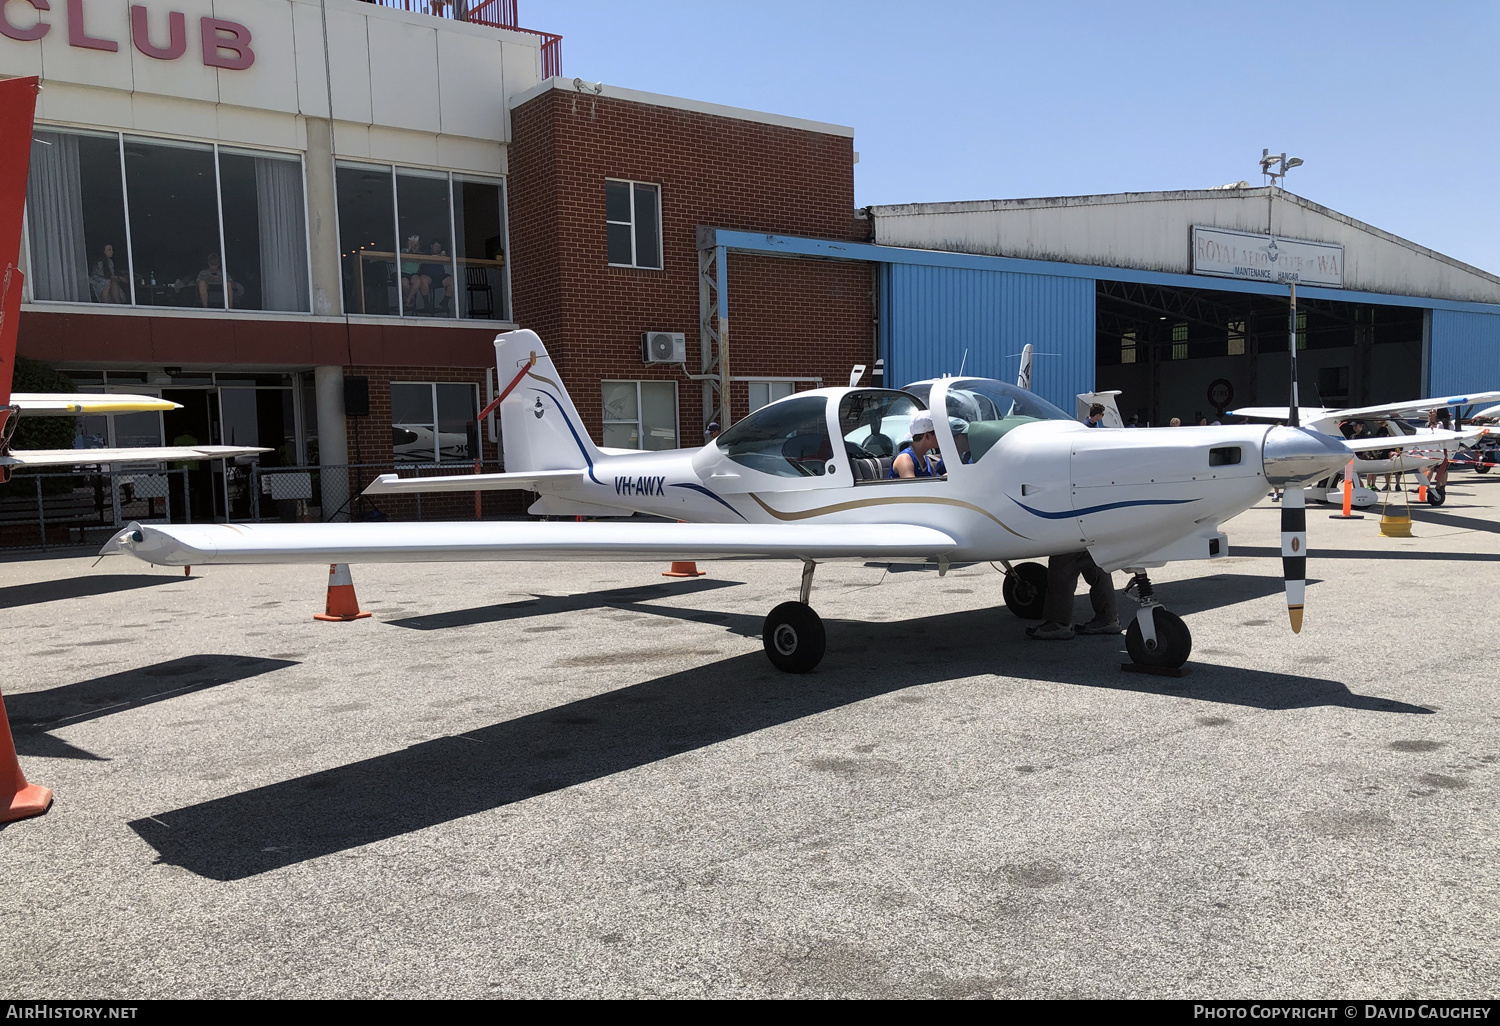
[1288,606,1304,633]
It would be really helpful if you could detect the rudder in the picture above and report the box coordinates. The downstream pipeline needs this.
[493,329,602,477]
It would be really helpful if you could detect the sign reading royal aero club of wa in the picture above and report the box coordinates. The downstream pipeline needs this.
[1191,226,1344,288]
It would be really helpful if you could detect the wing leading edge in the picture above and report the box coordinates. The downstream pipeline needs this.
[1,445,269,467]
[101,521,958,566]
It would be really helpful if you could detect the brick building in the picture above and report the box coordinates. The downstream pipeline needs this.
[3,0,872,534]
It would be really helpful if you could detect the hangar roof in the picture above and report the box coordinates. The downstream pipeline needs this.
[868,187,1500,305]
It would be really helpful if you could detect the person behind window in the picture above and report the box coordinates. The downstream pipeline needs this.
[1085,402,1106,427]
[890,412,945,479]
[90,243,129,304]
[196,252,243,309]
[401,234,430,311]
[422,240,453,314]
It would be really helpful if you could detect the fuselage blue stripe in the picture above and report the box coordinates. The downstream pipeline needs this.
[1010,496,1198,519]
[670,482,747,520]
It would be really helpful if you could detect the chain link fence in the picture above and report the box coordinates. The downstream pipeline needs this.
[0,460,509,552]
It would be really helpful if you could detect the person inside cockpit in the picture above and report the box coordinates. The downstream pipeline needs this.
[890,412,946,478]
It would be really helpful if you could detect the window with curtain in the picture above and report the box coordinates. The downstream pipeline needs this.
[220,150,310,313]
[23,126,311,313]
[26,130,131,304]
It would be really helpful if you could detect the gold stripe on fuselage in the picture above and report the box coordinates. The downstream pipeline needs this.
[749,492,1029,539]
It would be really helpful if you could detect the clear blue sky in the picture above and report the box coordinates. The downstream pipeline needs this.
[531,0,1500,274]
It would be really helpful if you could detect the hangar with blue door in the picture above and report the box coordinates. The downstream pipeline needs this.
[699,186,1500,424]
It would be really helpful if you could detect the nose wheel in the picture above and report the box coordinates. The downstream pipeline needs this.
[1122,571,1192,670]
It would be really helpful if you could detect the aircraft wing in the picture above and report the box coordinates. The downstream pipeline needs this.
[362,468,584,496]
[11,393,181,414]
[1,445,269,467]
[1226,406,1331,422]
[1330,391,1500,420]
[1341,429,1481,454]
[100,520,957,566]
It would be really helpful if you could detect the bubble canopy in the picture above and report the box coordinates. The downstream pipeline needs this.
[903,377,1072,463]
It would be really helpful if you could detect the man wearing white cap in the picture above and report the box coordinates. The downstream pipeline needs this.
[889,411,946,478]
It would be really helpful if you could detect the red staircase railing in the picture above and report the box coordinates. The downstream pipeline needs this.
[362,1,561,78]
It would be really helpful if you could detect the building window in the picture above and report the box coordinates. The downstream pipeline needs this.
[1171,322,1189,360]
[336,162,509,320]
[391,382,479,463]
[1120,330,1137,365]
[601,380,677,450]
[24,127,309,312]
[1228,319,1246,356]
[747,380,795,413]
[605,179,662,269]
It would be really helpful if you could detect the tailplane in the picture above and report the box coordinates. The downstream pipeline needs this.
[492,329,602,477]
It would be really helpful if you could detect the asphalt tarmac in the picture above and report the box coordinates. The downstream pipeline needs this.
[1,476,1497,999]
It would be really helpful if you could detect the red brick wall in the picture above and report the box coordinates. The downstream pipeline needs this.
[508,88,873,442]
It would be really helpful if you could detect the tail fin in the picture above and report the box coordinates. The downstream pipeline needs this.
[1016,343,1034,391]
[1,78,41,414]
[492,329,602,477]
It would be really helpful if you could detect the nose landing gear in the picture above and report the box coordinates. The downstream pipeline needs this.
[1122,571,1192,671]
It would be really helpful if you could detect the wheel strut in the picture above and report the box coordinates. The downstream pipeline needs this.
[799,559,815,604]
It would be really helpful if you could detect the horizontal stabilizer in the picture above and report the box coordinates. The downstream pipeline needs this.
[11,393,181,414]
[362,468,584,496]
[1,445,268,467]
[101,521,957,566]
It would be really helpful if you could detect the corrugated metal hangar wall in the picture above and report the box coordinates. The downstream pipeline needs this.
[1430,310,1500,398]
[880,265,1094,411]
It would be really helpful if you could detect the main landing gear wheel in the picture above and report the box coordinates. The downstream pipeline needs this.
[763,601,826,673]
[1125,608,1192,669]
[1426,485,1446,507]
[1002,561,1049,619]
[1475,464,1490,475]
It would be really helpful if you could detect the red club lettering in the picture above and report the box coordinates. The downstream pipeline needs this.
[67,0,116,51]
[131,5,185,61]
[200,16,253,70]
[0,0,50,42]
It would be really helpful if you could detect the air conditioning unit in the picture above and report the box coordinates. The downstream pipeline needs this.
[642,331,687,365]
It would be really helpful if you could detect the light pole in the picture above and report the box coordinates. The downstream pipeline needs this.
[1259,149,1304,233]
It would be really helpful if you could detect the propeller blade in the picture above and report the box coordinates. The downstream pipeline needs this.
[1281,484,1307,632]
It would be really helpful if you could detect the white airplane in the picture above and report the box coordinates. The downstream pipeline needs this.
[103,328,1353,672]
[1229,394,1499,508]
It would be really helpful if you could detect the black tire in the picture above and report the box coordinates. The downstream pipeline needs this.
[1002,561,1049,619]
[1475,461,1491,474]
[762,601,826,673]
[1125,608,1192,669]
[1427,485,1446,507]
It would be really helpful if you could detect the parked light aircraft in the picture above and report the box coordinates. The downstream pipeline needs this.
[1230,394,1500,508]
[104,327,1353,671]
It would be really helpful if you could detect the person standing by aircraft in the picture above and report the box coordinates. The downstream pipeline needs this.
[1026,551,1120,640]
[1085,403,1106,427]
[890,412,946,478]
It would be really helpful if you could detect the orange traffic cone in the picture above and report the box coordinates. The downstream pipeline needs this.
[0,687,52,823]
[314,563,372,621]
[663,561,706,578]
[1418,484,1427,502]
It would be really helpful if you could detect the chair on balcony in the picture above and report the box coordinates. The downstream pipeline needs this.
[465,266,495,319]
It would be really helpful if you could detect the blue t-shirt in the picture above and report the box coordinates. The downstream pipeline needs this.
[889,446,946,478]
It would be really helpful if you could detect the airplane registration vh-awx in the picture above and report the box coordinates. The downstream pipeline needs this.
[103,327,1354,674]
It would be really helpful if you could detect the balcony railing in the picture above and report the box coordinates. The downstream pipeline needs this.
[362,0,561,78]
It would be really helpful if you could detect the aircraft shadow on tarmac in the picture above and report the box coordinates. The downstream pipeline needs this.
[0,574,186,610]
[7,655,296,760]
[385,578,741,630]
[126,597,1425,882]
